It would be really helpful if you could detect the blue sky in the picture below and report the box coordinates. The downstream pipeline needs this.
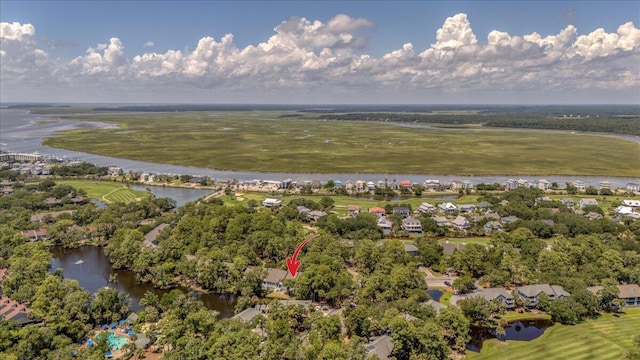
[1,1,639,103]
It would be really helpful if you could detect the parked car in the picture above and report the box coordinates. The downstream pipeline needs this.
[444,281,452,286]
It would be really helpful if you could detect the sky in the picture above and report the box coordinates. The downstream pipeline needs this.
[1,1,639,104]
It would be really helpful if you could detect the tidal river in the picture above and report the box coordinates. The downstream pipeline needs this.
[1,109,638,187]
[49,246,237,318]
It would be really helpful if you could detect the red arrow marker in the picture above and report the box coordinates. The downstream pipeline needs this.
[286,234,318,277]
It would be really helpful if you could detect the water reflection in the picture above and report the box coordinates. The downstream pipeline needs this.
[49,246,236,318]
[467,319,553,351]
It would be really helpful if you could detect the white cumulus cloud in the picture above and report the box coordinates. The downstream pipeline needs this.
[1,14,639,103]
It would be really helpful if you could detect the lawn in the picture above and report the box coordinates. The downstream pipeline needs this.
[56,180,149,204]
[42,111,640,177]
[467,308,640,360]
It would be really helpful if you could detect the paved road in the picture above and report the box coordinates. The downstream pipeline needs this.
[419,267,458,288]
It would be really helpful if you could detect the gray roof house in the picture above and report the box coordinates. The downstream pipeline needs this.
[501,215,520,225]
[365,335,394,359]
[587,284,640,307]
[134,333,151,349]
[484,221,503,233]
[393,207,411,218]
[516,284,570,308]
[377,217,393,235]
[476,288,515,309]
[432,216,449,227]
[441,243,466,256]
[404,244,419,256]
[416,202,436,214]
[232,307,264,322]
[451,215,470,231]
[262,268,297,291]
[420,299,447,314]
[579,198,599,208]
[143,223,169,249]
[401,217,422,234]
[457,204,476,213]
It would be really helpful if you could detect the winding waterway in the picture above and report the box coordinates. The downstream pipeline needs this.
[50,246,237,318]
[1,109,638,186]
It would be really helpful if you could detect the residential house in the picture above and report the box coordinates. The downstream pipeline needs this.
[615,206,634,216]
[535,196,553,205]
[450,180,464,190]
[416,202,436,214]
[484,221,503,233]
[432,216,449,227]
[622,200,640,208]
[572,180,586,191]
[232,307,264,322]
[421,300,447,314]
[599,181,612,190]
[393,207,411,218]
[144,223,169,249]
[297,206,312,217]
[262,268,297,291]
[537,179,553,190]
[401,217,422,234]
[441,242,466,256]
[438,202,457,214]
[424,179,440,189]
[369,207,386,218]
[626,183,640,192]
[515,284,570,308]
[451,215,470,231]
[347,205,361,217]
[584,212,603,220]
[399,180,412,188]
[517,179,530,188]
[44,197,63,206]
[262,198,282,207]
[476,288,515,309]
[560,198,575,208]
[30,210,74,222]
[307,210,327,221]
[587,284,640,307]
[505,179,518,190]
[501,215,520,225]
[578,198,598,208]
[108,166,123,176]
[367,181,376,191]
[365,335,394,360]
[134,334,151,350]
[355,180,365,191]
[377,217,392,234]
[475,201,492,211]
[311,180,321,190]
[404,244,419,256]
[0,296,39,327]
[21,229,48,241]
[457,204,476,213]
[540,219,555,227]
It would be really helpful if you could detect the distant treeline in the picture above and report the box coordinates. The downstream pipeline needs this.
[317,113,640,135]
[93,104,310,112]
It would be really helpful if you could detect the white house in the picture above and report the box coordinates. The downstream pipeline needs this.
[262,198,282,207]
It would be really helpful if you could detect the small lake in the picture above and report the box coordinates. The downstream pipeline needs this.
[427,289,443,302]
[49,246,236,318]
[130,185,213,207]
[467,319,553,351]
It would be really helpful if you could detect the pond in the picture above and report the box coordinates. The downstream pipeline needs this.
[49,246,236,318]
[426,289,443,302]
[467,319,554,351]
[130,185,213,208]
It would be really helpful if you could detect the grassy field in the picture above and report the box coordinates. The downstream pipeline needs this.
[42,111,640,176]
[468,308,640,360]
[56,180,149,204]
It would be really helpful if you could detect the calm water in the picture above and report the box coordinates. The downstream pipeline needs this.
[49,246,236,318]
[130,185,213,207]
[426,289,443,302]
[467,319,553,351]
[2,109,638,186]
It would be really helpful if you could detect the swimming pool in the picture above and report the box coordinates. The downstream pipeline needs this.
[97,332,128,350]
